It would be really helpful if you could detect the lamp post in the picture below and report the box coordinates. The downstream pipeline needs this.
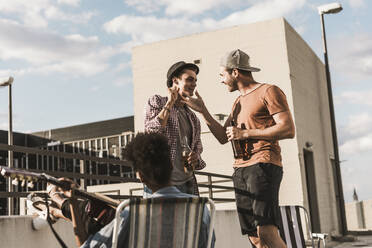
[317,2,347,235]
[0,76,14,215]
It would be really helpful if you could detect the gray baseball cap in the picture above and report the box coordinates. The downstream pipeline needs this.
[220,49,260,72]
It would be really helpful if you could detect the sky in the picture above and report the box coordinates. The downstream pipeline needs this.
[0,0,371,202]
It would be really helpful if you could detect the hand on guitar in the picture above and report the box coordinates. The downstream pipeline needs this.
[47,178,79,209]
[48,177,79,198]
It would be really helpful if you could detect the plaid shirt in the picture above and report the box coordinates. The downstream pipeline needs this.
[144,95,206,171]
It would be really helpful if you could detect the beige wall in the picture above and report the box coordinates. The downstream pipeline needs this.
[283,21,340,234]
[132,17,341,234]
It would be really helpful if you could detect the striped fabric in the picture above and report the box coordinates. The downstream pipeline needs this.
[278,206,308,248]
[119,197,208,248]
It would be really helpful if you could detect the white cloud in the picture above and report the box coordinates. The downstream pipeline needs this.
[107,0,306,53]
[124,0,247,16]
[118,40,142,54]
[205,0,306,29]
[44,6,96,24]
[340,133,372,155]
[113,61,131,72]
[0,71,13,78]
[124,0,162,14]
[333,33,372,79]
[0,122,7,130]
[57,0,81,7]
[65,34,99,42]
[104,15,201,42]
[0,0,95,28]
[0,19,117,77]
[162,0,244,17]
[337,90,372,106]
[113,76,132,87]
[90,86,101,92]
[338,112,372,146]
[348,0,365,9]
[0,113,22,131]
[0,0,49,28]
[0,113,8,130]
[346,113,372,136]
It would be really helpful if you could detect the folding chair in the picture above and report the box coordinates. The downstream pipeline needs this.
[112,197,215,248]
[279,205,328,248]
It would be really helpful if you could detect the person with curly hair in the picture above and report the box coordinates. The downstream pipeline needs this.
[48,132,215,248]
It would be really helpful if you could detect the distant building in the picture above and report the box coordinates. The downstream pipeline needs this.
[353,188,359,201]
[0,116,135,215]
[346,189,372,230]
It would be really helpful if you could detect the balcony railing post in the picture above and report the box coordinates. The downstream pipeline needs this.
[208,175,213,199]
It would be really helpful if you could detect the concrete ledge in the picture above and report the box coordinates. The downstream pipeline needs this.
[0,216,76,248]
[0,210,249,248]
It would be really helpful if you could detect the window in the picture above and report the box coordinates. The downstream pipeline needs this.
[102,138,107,150]
[108,136,119,148]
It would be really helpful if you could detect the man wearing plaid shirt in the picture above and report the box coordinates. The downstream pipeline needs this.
[144,61,206,195]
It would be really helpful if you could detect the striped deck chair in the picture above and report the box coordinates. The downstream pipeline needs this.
[112,197,215,248]
[279,205,328,248]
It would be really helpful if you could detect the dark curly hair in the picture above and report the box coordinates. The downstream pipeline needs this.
[122,132,172,186]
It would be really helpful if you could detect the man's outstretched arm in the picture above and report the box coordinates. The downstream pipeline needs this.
[182,91,229,144]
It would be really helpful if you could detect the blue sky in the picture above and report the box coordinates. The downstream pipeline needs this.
[0,0,371,202]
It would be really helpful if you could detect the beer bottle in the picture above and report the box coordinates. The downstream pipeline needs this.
[230,120,244,158]
[240,123,249,160]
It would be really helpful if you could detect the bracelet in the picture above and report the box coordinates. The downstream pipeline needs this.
[163,106,171,112]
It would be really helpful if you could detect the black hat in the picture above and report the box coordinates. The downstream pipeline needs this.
[166,61,199,88]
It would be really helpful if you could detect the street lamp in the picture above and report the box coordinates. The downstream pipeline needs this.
[0,76,14,215]
[317,2,347,235]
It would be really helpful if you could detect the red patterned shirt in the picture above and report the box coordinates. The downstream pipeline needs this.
[144,95,206,171]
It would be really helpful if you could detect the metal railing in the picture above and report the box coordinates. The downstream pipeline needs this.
[129,171,236,203]
[0,143,236,215]
[0,143,139,214]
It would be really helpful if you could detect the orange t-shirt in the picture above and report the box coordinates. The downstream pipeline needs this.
[228,83,289,167]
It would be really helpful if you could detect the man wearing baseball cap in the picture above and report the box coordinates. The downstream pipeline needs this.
[183,49,295,247]
[144,61,206,196]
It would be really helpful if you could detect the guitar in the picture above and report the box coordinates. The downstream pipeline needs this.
[0,165,126,246]
[0,165,120,208]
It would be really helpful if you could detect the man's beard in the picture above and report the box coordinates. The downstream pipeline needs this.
[228,78,238,92]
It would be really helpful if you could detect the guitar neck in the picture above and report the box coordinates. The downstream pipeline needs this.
[0,166,120,208]
[74,190,120,208]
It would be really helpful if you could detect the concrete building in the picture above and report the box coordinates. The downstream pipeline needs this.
[132,17,344,235]
[32,116,135,179]
[0,116,135,215]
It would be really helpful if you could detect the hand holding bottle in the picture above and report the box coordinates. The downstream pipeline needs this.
[229,120,244,159]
